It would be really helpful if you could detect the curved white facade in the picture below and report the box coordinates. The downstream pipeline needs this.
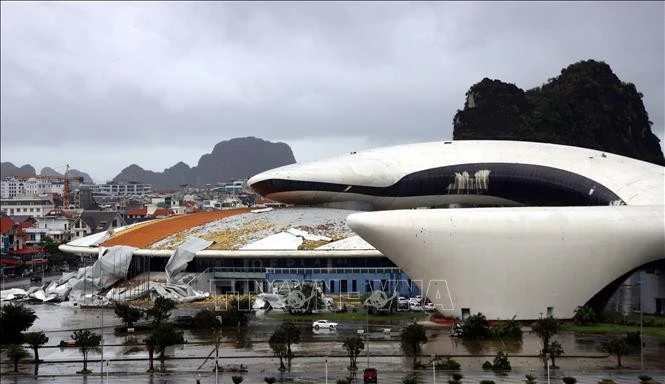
[347,206,664,320]
[249,140,665,319]
[248,140,663,209]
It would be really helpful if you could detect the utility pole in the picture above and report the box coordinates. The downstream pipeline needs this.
[640,277,644,372]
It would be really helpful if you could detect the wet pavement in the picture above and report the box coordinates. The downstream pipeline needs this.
[1,303,664,383]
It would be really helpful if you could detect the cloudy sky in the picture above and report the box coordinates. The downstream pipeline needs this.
[1,1,663,183]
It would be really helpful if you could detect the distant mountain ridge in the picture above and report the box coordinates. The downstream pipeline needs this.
[453,59,665,165]
[2,137,296,189]
[0,163,94,183]
[113,136,296,189]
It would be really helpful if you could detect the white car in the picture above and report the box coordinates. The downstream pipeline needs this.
[312,320,338,329]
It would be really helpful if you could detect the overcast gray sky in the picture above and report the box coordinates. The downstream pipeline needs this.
[1,1,663,183]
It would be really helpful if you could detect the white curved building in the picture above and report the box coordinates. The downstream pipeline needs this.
[249,140,665,319]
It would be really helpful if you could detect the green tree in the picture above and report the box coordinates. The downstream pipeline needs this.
[491,351,511,371]
[40,236,78,269]
[400,322,428,369]
[144,333,157,372]
[285,283,325,315]
[342,335,365,370]
[573,306,596,326]
[231,376,244,384]
[221,298,250,327]
[531,315,561,369]
[491,316,522,340]
[602,337,629,367]
[72,329,101,373]
[461,312,491,340]
[548,340,564,368]
[23,331,49,362]
[113,302,143,328]
[280,321,301,370]
[7,344,30,372]
[0,302,37,345]
[268,328,288,371]
[152,322,185,372]
[145,297,176,326]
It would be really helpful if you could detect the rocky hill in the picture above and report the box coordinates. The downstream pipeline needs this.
[113,136,296,189]
[453,59,665,165]
[0,163,94,183]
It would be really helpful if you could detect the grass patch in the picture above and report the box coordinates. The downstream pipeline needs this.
[268,310,428,322]
[562,323,665,337]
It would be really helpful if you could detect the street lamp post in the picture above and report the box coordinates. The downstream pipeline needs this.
[366,307,370,367]
[325,358,328,384]
[546,353,551,384]
[432,360,436,384]
[640,278,644,372]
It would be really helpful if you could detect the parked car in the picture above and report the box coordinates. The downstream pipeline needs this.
[312,320,338,329]
[363,367,378,383]
[424,303,436,312]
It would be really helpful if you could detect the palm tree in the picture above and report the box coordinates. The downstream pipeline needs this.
[145,297,176,326]
[531,315,560,369]
[602,338,629,367]
[342,335,364,370]
[72,329,101,373]
[400,322,428,369]
[0,302,37,345]
[152,322,184,372]
[23,331,49,363]
[269,328,288,371]
[274,321,300,371]
[7,344,30,372]
[144,334,157,372]
[548,340,564,368]
[113,302,143,329]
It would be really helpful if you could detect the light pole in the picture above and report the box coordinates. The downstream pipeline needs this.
[432,360,436,384]
[325,358,328,384]
[640,277,644,372]
[366,307,370,367]
[546,353,551,384]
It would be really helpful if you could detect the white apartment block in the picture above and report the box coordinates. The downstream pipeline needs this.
[1,177,65,198]
[24,210,74,244]
[80,182,152,196]
[0,197,56,217]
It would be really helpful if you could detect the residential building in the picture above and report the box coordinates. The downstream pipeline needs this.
[79,181,152,197]
[1,177,65,198]
[0,197,56,217]
[24,209,74,245]
[71,211,126,240]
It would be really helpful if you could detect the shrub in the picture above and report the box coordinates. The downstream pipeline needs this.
[492,351,511,371]
[448,373,463,384]
[461,313,491,340]
[597,380,616,384]
[562,377,577,384]
[264,378,276,384]
[480,381,496,384]
[491,316,523,340]
[525,374,537,383]
[402,374,419,384]
[231,376,244,384]
[639,375,652,382]
[436,357,461,370]
[482,361,493,369]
